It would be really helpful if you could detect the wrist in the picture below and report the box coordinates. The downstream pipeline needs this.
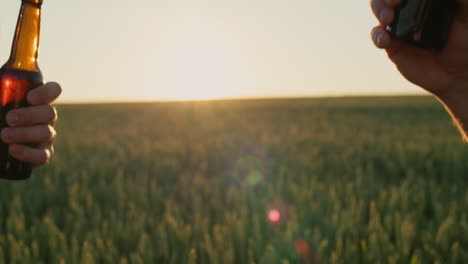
[435,82,468,110]
[435,83,468,141]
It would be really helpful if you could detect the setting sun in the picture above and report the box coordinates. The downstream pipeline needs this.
[149,21,252,101]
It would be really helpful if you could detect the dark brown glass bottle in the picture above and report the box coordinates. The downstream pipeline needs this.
[0,0,44,180]
[388,0,457,51]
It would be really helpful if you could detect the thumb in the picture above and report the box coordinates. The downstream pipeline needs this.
[385,41,449,93]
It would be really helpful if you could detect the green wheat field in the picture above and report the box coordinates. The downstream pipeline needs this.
[0,96,467,264]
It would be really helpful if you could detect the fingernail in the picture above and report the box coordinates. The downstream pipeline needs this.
[7,112,19,126]
[376,33,383,46]
[380,9,389,22]
[2,129,12,143]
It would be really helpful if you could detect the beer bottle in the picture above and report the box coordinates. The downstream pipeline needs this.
[0,0,44,180]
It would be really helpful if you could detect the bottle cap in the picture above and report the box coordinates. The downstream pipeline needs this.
[22,0,43,7]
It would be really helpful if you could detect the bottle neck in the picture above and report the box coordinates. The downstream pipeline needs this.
[4,2,42,72]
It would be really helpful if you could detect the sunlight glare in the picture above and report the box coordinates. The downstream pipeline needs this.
[151,22,252,101]
[268,209,281,223]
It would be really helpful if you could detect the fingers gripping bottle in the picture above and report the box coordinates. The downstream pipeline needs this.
[0,0,44,180]
[388,0,457,51]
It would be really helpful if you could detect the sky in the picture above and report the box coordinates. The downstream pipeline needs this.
[0,0,426,103]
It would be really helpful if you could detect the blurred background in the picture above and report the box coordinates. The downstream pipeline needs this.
[1,1,467,263]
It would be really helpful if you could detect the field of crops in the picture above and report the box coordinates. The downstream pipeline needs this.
[0,96,467,263]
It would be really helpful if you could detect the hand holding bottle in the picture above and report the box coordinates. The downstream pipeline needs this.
[370,0,468,141]
[0,0,56,179]
[1,82,61,166]
[370,0,468,95]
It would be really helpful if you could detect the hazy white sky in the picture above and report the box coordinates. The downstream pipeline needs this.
[0,0,425,102]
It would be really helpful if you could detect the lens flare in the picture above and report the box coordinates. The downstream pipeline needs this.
[265,200,291,227]
[233,155,265,188]
[228,141,272,189]
[245,170,263,186]
[268,209,281,223]
[295,239,316,263]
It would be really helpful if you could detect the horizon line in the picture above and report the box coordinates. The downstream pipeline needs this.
[55,93,431,105]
